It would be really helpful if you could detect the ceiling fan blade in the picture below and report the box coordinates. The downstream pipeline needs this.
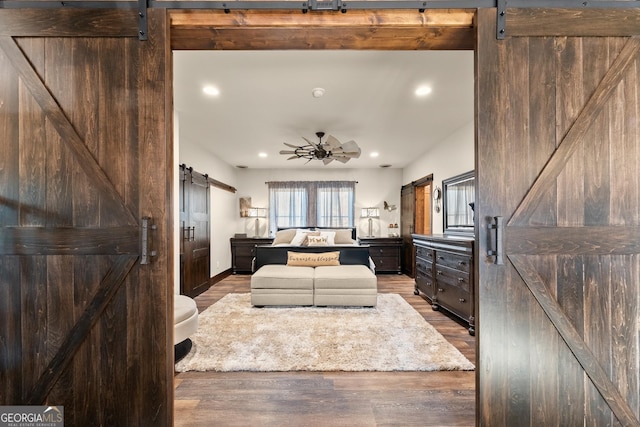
[325,135,342,149]
[283,142,299,148]
[322,157,334,165]
[287,155,299,160]
[279,150,296,154]
[302,136,319,148]
[340,141,361,158]
[334,156,350,164]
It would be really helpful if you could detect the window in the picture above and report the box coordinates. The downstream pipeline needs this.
[268,181,355,235]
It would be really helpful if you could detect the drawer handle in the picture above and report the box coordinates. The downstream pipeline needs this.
[426,282,432,286]
[458,277,464,282]
[459,298,466,303]
[437,270,443,275]
[458,261,466,266]
[437,256,444,260]
[438,288,444,292]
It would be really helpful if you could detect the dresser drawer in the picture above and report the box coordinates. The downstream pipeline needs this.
[415,271,435,299]
[415,245,434,261]
[434,251,470,273]
[415,258,432,275]
[435,264,470,292]
[435,286,470,319]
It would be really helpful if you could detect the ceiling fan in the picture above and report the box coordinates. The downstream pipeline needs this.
[280,132,361,165]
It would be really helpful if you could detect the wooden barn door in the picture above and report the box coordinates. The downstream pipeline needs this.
[401,183,416,277]
[0,9,173,426]
[180,166,211,297]
[476,8,640,426]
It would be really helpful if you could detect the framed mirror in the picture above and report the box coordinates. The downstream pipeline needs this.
[443,170,475,235]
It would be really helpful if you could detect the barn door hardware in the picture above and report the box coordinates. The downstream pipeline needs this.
[140,216,157,264]
[487,216,503,265]
[496,0,506,39]
[138,0,148,41]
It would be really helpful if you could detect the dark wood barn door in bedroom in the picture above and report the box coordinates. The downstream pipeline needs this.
[180,165,211,297]
[476,8,640,426]
[0,9,173,425]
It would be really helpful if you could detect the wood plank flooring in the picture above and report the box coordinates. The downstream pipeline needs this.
[174,274,476,426]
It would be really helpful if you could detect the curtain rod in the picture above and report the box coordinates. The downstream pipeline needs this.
[265,180,358,184]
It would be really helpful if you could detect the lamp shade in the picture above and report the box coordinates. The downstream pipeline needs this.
[361,207,379,218]
[247,207,267,218]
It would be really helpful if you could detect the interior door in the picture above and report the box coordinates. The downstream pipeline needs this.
[477,8,640,426]
[401,183,416,276]
[0,9,173,425]
[181,167,211,297]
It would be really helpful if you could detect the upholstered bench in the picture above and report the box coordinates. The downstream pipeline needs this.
[313,265,377,307]
[250,264,315,306]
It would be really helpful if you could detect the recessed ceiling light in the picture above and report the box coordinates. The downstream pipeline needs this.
[311,87,325,98]
[258,152,267,158]
[415,86,432,97]
[370,152,379,158]
[203,85,220,96]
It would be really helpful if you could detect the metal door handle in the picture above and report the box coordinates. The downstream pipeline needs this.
[487,216,504,265]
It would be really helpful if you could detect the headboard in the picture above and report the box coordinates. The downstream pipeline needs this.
[254,244,370,271]
[276,226,357,240]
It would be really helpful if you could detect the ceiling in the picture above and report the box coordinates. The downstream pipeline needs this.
[173,50,474,169]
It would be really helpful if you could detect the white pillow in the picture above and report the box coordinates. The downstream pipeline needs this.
[319,231,336,245]
[290,229,312,246]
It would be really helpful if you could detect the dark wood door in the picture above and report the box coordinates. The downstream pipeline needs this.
[477,8,640,426]
[400,183,416,277]
[180,167,211,297]
[0,9,172,425]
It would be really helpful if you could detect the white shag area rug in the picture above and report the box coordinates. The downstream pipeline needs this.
[175,293,474,372]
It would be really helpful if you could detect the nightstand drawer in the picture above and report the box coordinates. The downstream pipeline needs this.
[371,256,400,271]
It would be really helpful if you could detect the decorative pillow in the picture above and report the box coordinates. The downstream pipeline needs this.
[318,231,336,245]
[290,229,314,246]
[272,229,297,245]
[332,229,354,244]
[307,235,329,246]
[287,251,340,267]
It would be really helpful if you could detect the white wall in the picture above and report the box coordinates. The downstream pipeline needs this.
[176,113,239,292]
[403,121,474,234]
[235,168,403,239]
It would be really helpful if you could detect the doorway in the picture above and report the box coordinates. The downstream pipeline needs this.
[170,8,477,425]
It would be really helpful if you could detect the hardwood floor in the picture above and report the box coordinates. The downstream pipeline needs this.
[174,274,476,426]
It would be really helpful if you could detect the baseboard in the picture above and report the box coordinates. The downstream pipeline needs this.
[209,268,232,286]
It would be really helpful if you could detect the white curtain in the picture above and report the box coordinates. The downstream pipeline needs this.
[316,181,355,227]
[446,179,475,227]
[268,181,355,235]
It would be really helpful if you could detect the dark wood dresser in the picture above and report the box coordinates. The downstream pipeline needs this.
[230,237,274,274]
[412,234,475,335]
[357,237,403,274]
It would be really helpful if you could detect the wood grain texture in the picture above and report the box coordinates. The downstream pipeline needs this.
[507,8,640,37]
[477,8,640,426]
[476,9,509,426]
[506,226,640,255]
[1,36,138,226]
[509,36,640,227]
[0,8,172,425]
[0,9,139,37]
[510,254,639,427]
[170,9,475,50]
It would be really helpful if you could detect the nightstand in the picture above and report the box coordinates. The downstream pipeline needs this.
[357,237,402,274]
[230,237,274,274]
